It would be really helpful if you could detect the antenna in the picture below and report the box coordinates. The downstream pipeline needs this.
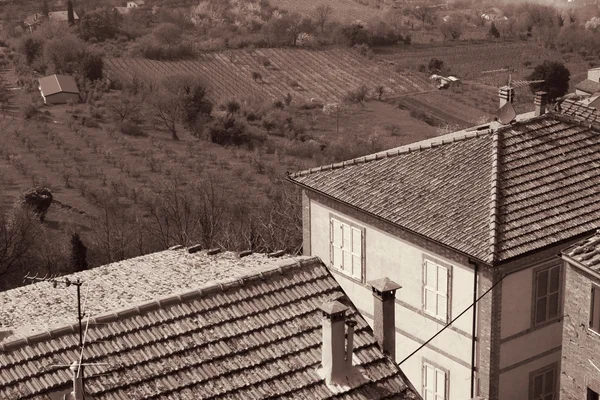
[23,273,86,349]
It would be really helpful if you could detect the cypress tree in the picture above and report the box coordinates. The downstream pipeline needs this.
[42,0,49,17]
[67,0,74,26]
[70,233,88,272]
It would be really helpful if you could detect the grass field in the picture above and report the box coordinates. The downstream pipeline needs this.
[375,40,593,88]
[104,48,434,104]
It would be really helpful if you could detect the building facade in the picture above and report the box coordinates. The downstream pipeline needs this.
[290,97,600,400]
[560,232,600,400]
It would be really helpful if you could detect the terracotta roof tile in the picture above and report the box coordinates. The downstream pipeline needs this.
[575,79,600,95]
[562,229,600,270]
[289,111,600,264]
[0,257,418,399]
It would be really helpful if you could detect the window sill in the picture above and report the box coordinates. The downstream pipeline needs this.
[328,266,364,285]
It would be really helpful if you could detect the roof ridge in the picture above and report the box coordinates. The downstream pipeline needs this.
[0,256,322,352]
[487,129,501,264]
[287,129,494,179]
[53,74,62,93]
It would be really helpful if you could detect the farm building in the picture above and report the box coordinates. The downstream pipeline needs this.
[575,67,600,96]
[38,74,80,105]
[23,10,80,32]
[127,0,145,7]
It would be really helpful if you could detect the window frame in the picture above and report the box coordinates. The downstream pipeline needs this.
[422,358,450,400]
[528,362,557,400]
[328,214,365,283]
[531,263,562,328]
[590,284,600,334]
[422,254,453,323]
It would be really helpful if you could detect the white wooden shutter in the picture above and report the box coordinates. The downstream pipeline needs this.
[331,219,343,270]
[435,369,446,400]
[423,364,435,400]
[342,223,351,272]
[592,286,600,332]
[437,265,448,321]
[351,227,362,279]
[424,261,436,316]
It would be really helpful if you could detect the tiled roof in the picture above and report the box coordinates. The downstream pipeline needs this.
[575,79,600,95]
[289,112,600,264]
[562,230,600,270]
[0,248,307,342]
[48,11,80,21]
[0,257,419,400]
[559,98,600,124]
[38,74,80,97]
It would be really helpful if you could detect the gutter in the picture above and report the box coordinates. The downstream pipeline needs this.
[286,178,492,267]
[468,259,479,399]
[559,253,600,281]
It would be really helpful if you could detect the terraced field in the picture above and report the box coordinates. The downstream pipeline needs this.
[104,48,433,104]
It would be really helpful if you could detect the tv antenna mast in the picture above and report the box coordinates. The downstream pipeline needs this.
[481,67,545,124]
[23,273,110,397]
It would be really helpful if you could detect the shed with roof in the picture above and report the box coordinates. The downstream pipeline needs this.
[38,74,80,105]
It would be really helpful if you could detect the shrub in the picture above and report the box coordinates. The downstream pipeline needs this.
[22,103,39,119]
[119,120,146,136]
[204,116,263,148]
[428,58,444,73]
[344,84,369,107]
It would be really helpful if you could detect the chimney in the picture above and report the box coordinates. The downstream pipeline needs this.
[498,85,515,109]
[69,361,85,400]
[345,319,357,369]
[369,277,402,361]
[318,300,349,385]
[534,91,548,117]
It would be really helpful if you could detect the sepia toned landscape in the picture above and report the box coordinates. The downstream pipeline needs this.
[1,0,600,398]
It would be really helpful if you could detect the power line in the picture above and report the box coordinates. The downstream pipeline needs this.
[399,273,505,366]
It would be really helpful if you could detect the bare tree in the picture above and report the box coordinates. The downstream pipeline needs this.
[106,91,143,123]
[312,4,333,33]
[151,90,183,140]
[0,207,38,277]
[407,4,437,26]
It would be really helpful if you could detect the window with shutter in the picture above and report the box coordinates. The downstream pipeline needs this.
[533,264,561,326]
[423,258,450,322]
[328,216,363,281]
[590,285,600,333]
[423,361,447,400]
[529,364,556,400]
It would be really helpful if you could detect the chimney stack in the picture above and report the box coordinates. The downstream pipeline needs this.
[318,300,349,385]
[345,319,357,369]
[534,91,548,117]
[498,85,515,109]
[369,277,402,361]
[69,362,85,400]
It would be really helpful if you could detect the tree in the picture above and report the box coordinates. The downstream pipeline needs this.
[527,61,570,102]
[21,187,53,223]
[42,0,49,17]
[151,90,183,140]
[152,23,183,45]
[0,207,39,278]
[428,58,444,73]
[20,36,44,65]
[312,4,333,33]
[488,22,500,39]
[343,84,369,107]
[407,4,437,26]
[80,8,120,41]
[44,35,83,74]
[79,51,104,81]
[171,75,212,129]
[67,0,75,26]
[70,233,88,272]
[439,20,462,41]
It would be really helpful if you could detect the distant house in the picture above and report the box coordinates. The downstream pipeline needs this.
[127,0,145,7]
[575,67,600,96]
[38,74,80,105]
[113,6,130,14]
[23,10,80,32]
[0,248,421,399]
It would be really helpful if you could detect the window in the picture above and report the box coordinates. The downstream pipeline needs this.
[423,362,448,400]
[588,388,600,400]
[423,257,450,322]
[329,217,363,280]
[590,285,600,333]
[533,264,561,326]
[529,364,556,400]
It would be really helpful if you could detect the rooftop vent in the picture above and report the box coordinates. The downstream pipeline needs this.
[187,244,202,254]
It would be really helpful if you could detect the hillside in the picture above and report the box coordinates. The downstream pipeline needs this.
[104,48,433,104]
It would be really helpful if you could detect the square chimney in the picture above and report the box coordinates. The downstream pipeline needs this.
[534,91,548,117]
[498,85,515,109]
[369,277,401,361]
